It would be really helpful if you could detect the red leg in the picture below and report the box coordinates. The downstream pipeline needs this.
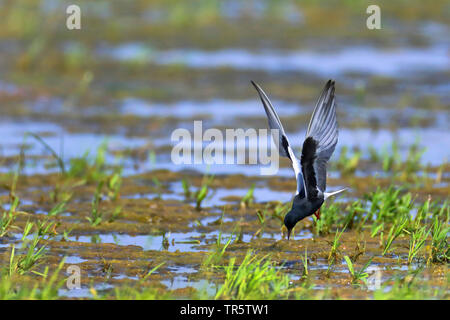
[314,207,321,220]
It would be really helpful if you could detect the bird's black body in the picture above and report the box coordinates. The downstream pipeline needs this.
[284,136,324,233]
[252,79,346,240]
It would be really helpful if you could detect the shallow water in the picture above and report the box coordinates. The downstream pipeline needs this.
[65,232,207,252]
[101,44,449,77]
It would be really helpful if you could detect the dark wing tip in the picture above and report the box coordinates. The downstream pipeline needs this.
[325,79,335,90]
[331,80,336,88]
[251,80,265,100]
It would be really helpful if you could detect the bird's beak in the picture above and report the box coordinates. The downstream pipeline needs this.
[287,228,291,240]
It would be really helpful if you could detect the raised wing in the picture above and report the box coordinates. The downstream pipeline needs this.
[301,80,338,199]
[251,81,306,198]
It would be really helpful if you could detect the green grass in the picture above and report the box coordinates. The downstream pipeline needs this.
[314,202,341,235]
[48,200,68,217]
[300,248,309,279]
[273,202,290,224]
[26,132,66,175]
[195,184,209,210]
[87,181,104,226]
[181,177,191,199]
[107,169,123,201]
[8,223,49,276]
[100,262,169,299]
[214,251,290,300]
[405,225,430,264]
[429,216,449,264]
[195,173,214,210]
[1,259,66,300]
[344,256,373,287]
[240,183,255,209]
[180,173,215,210]
[326,227,346,276]
[67,141,110,183]
[382,217,408,256]
[0,196,19,237]
[381,140,401,172]
[203,214,234,267]
[336,146,361,175]
[343,200,365,230]
[35,219,58,238]
[365,186,414,224]
[373,267,448,300]
[106,286,172,300]
[328,227,346,262]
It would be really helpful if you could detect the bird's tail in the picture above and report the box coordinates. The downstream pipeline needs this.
[324,188,347,200]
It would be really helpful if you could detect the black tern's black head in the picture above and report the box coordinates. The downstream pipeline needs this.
[284,195,323,240]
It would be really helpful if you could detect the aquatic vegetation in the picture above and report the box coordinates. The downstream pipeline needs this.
[405,225,430,264]
[107,169,123,201]
[64,71,94,109]
[87,181,105,226]
[203,218,234,267]
[403,141,426,176]
[178,173,215,209]
[26,132,66,175]
[336,146,361,175]
[381,141,401,173]
[343,256,373,287]
[0,150,446,299]
[240,183,255,209]
[48,200,68,217]
[8,230,48,276]
[106,286,173,300]
[0,259,66,300]
[429,216,449,264]
[215,251,290,300]
[68,142,110,183]
[181,178,191,199]
[255,208,268,225]
[373,268,448,300]
[195,173,214,210]
[370,140,426,181]
[368,145,380,163]
[0,0,448,301]
[314,202,340,235]
[382,217,408,256]
[411,196,430,229]
[300,248,309,279]
[152,176,163,199]
[102,262,168,299]
[108,206,122,223]
[344,200,365,230]
[35,219,58,238]
[272,202,290,224]
[0,197,19,237]
[254,208,268,239]
[327,227,346,266]
[434,162,445,185]
[61,228,73,242]
[161,232,169,250]
[365,186,414,224]
[195,184,208,210]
